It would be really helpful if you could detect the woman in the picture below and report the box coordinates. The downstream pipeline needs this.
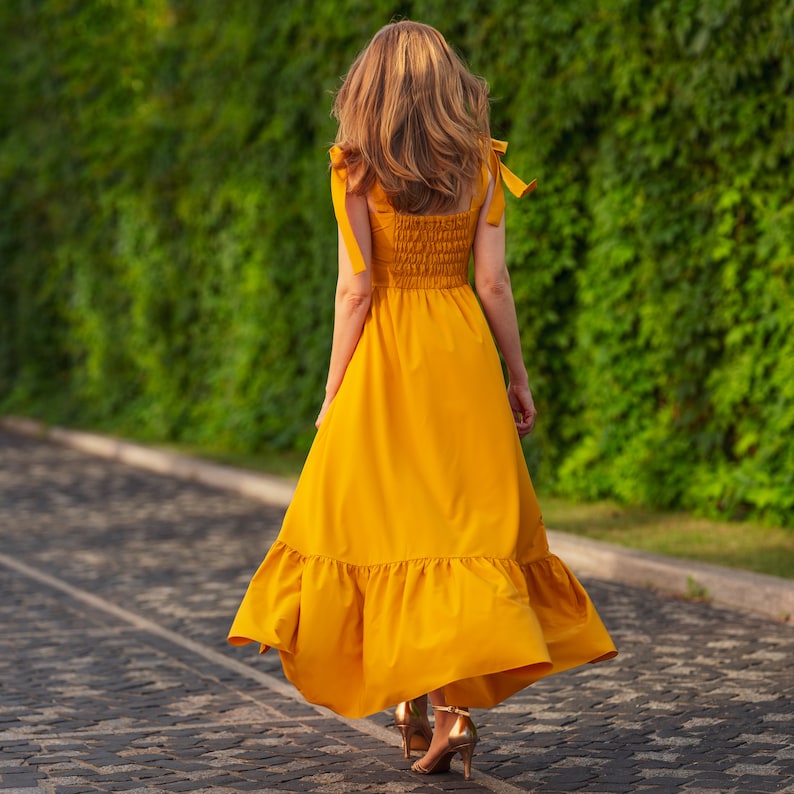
[228,20,617,781]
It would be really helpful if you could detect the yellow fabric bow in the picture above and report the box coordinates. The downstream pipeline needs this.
[486,139,537,226]
[329,145,367,274]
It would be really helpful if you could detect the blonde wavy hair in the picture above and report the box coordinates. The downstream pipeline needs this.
[332,20,491,215]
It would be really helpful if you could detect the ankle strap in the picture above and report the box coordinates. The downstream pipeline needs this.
[432,705,470,716]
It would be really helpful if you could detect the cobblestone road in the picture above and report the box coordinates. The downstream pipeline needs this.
[1,430,793,793]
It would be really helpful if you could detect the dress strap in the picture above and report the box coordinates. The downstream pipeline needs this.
[329,145,367,275]
[486,139,537,226]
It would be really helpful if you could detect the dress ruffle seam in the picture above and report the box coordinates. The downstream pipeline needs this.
[271,540,558,572]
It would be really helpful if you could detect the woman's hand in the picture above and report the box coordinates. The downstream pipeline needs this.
[315,396,333,429]
[507,381,537,438]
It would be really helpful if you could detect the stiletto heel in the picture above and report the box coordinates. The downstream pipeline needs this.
[394,700,432,758]
[411,705,478,781]
[457,740,475,780]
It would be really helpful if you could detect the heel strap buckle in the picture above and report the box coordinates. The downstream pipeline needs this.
[431,705,470,716]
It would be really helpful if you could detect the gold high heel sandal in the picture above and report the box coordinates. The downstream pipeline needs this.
[411,705,478,781]
[394,700,433,759]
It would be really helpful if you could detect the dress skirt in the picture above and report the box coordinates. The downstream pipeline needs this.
[228,279,617,718]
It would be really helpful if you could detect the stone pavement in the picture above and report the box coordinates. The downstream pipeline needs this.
[1,430,793,793]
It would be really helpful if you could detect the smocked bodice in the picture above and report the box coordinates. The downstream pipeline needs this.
[368,209,477,289]
[330,139,536,290]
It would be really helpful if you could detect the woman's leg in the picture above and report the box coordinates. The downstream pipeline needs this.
[415,689,462,767]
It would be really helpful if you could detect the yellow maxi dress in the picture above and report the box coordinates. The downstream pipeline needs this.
[228,140,617,718]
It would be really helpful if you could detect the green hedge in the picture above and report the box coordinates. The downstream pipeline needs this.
[1,0,792,525]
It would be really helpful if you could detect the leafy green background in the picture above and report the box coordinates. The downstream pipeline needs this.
[2,0,792,525]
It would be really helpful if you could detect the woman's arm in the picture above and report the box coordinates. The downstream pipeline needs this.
[473,174,537,438]
[316,190,373,428]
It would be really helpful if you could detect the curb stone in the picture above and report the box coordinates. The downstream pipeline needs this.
[2,414,792,624]
[0,415,295,505]
[546,530,793,623]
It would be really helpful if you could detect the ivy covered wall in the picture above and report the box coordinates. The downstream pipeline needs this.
[1,0,792,524]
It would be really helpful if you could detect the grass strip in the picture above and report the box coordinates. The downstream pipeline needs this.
[538,496,794,580]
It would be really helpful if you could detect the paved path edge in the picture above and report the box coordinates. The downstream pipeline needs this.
[4,414,792,624]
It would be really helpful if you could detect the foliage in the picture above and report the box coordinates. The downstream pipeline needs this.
[1,0,792,525]
[553,0,794,525]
